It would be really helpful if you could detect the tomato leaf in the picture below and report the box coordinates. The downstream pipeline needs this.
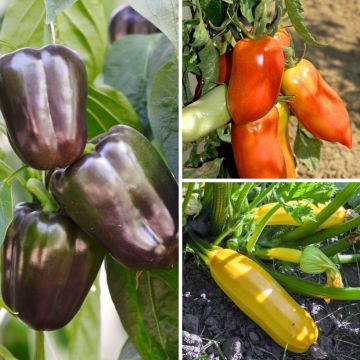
[199,40,219,95]
[285,0,325,47]
[148,57,179,179]
[183,158,224,179]
[44,0,75,23]
[294,125,322,170]
[0,181,12,246]
[106,256,178,360]
[87,84,142,139]
[200,0,226,26]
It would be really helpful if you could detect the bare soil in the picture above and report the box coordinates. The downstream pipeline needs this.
[289,0,360,178]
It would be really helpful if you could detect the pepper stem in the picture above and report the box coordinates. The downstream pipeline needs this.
[83,143,96,155]
[35,331,45,360]
[26,178,58,213]
[50,22,56,45]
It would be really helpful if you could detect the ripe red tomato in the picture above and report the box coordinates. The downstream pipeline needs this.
[231,106,287,178]
[227,36,285,125]
[281,59,352,148]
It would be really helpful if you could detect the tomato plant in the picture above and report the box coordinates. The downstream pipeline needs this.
[182,0,352,179]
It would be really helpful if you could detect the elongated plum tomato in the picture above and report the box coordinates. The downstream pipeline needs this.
[218,52,232,84]
[274,28,291,47]
[227,36,285,125]
[231,106,287,179]
[281,59,352,148]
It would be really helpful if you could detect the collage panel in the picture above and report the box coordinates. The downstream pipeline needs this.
[0,1,178,359]
[182,0,358,179]
[183,182,360,359]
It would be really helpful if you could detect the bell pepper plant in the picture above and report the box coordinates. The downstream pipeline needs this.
[0,1,178,359]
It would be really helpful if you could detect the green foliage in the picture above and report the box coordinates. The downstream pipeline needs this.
[106,256,178,360]
[130,0,178,50]
[285,0,325,47]
[66,278,101,360]
[87,84,142,139]
[44,0,75,23]
[148,57,179,177]
[0,345,18,360]
[104,34,175,136]
[0,0,107,82]
[56,0,107,82]
[0,181,12,246]
[294,125,322,170]
[104,34,178,175]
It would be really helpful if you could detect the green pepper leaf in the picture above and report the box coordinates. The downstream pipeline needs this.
[0,344,19,360]
[148,56,178,179]
[106,256,178,360]
[129,0,178,50]
[56,0,107,82]
[104,34,175,138]
[65,278,101,360]
[44,0,75,23]
[87,84,142,139]
[0,0,107,82]
[0,0,46,50]
[0,181,12,246]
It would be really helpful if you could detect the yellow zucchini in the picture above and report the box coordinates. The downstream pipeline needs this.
[253,202,347,229]
[208,248,318,353]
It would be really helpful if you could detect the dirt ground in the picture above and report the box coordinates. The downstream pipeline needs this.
[183,257,360,360]
[289,0,360,178]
